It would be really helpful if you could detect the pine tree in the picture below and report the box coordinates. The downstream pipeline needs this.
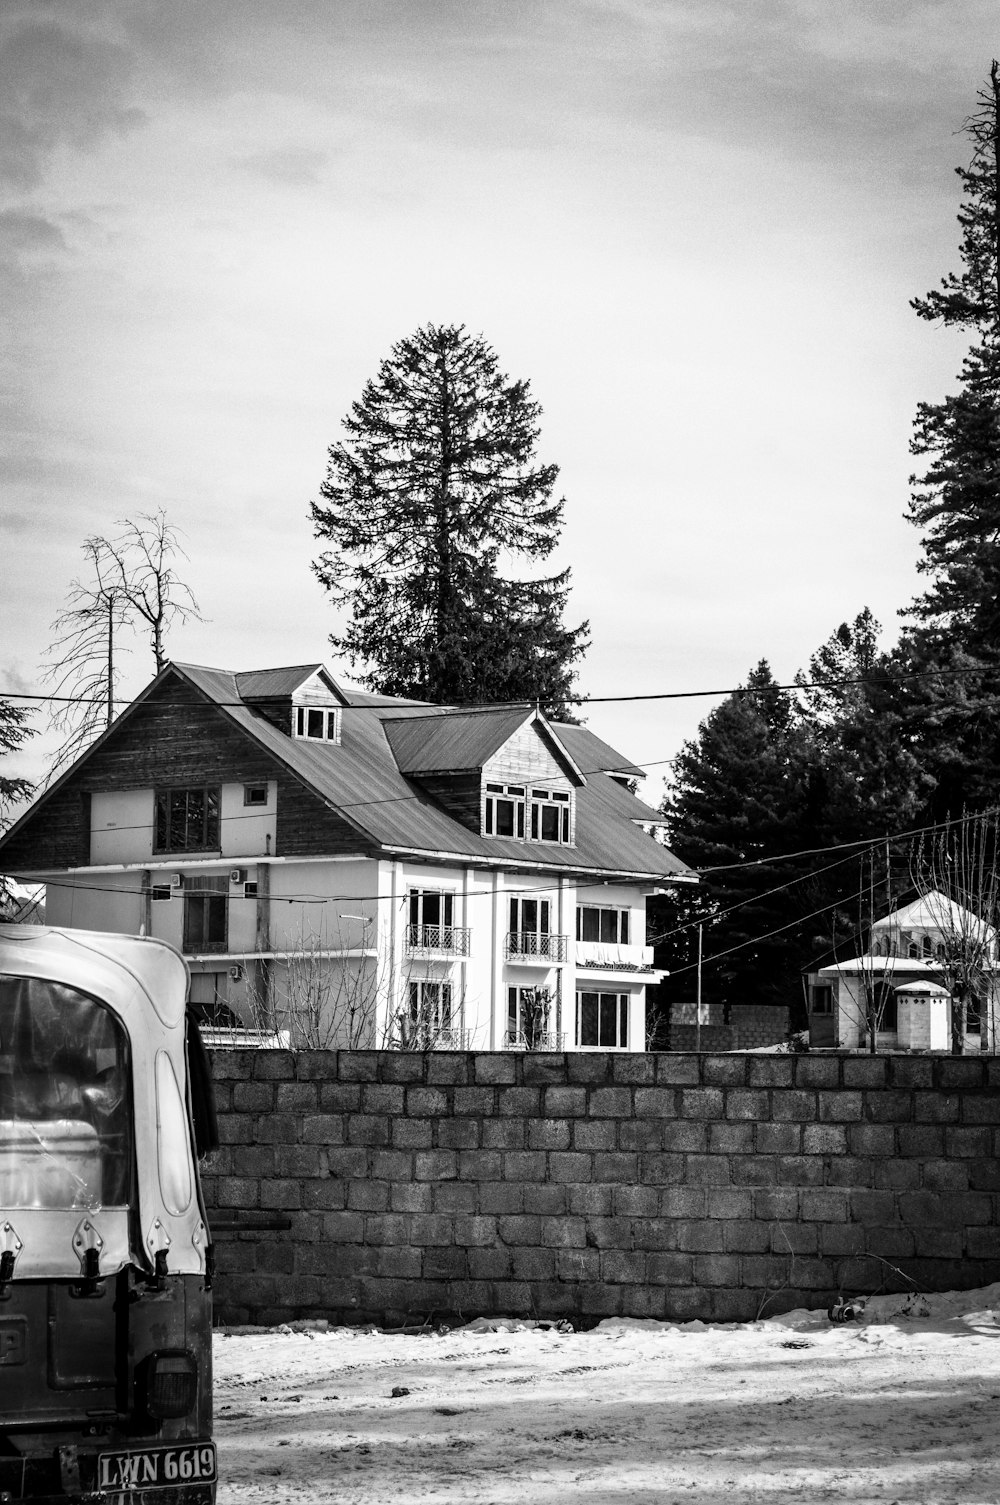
[657,662,823,1016]
[310,323,588,712]
[0,700,32,824]
[904,61,1000,810]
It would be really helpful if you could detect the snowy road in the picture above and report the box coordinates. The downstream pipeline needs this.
[213,1287,1000,1504]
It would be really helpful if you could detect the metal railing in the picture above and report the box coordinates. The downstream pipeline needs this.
[405,923,472,956]
[503,1029,566,1051]
[504,931,568,963]
[396,1024,472,1051]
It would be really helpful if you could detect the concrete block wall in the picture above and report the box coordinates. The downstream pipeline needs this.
[669,1004,789,1053]
[202,1049,1000,1327]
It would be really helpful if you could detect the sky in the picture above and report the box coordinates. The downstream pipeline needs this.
[1,0,996,805]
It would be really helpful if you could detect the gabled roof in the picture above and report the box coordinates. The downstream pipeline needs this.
[550,723,644,781]
[383,705,585,784]
[234,664,339,701]
[0,660,696,886]
[872,890,996,941]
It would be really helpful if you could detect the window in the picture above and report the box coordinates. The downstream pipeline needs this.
[243,783,268,806]
[292,706,341,743]
[484,783,525,838]
[484,783,573,843]
[243,880,259,899]
[405,981,454,1046]
[407,889,467,952]
[507,985,555,1048]
[809,984,833,1016]
[183,878,228,953]
[510,895,550,938]
[151,884,172,902]
[576,905,630,945]
[576,990,629,1049]
[154,786,220,853]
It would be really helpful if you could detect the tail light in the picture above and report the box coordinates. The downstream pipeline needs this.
[144,1350,198,1418]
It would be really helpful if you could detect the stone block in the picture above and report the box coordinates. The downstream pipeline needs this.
[895,1125,944,1157]
[945,1126,993,1159]
[375,1246,422,1279]
[468,1246,513,1279]
[253,1051,296,1081]
[601,1250,646,1283]
[619,1119,665,1152]
[676,1221,725,1253]
[426,1054,472,1085]
[392,1118,434,1150]
[548,1152,592,1183]
[888,1056,934,1090]
[346,1181,391,1212]
[327,1146,369,1179]
[302,1180,347,1212]
[846,1123,895,1157]
[544,1085,588,1117]
[512,1246,556,1280]
[482,1119,525,1150]
[613,1184,660,1218]
[647,1251,694,1285]
[654,1055,701,1085]
[498,1214,541,1245]
[501,1151,546,1181]
[770,1090,816,1122]
[612,1054,656,1084]
[233,1082,274,1112]
[661,1121,709,1152]
[706,1188,752,1219]
[702,1056,748,1087]
[864,1091,913,1123]
[454,1086,496,1116]
[772,1223,816,1255]
[631,1218,679,1251]
[872,1160,918,1190]
[414,1150,458,1182]
[592,1151,638,1182]
[572,1119,618,1151]
[585,1216,633,1249]
[662,1286,711,1320]
[633,1087,678,1117]
[864,1224,916,1259]
[692,1253,741,1287]
[528,1118,572,1151]
[588,1086,633,1118]
[622,1287,668,1319]
[424,1247,469,1280]
[756,1123,802,1155]
[680,1088,725,1119]
[522,1053,570,1086]
[817,1091,863,1122]
[731,1156,777,1187]
[540,1216,587,1248]
[479,1182,524,1214]
[569,1183,614,1216]
[524,1183,568,1215]
[638,1153,685,1186]
[566,1054,613,1084]
[775,1156,823,1187]
[747,1057,796,1088]
[725,1089,770,1121]
[380,1054,426,1084]
[390,1182,433,1212]
[321,1210,365,1243]
[914,1092,960,1124]
[723,1220,770,1254]
[969,1160,1000,1191]
[433,1182,478,1214]
[301,1113,345,1146]
[437,1118,481,1151]
[841,1057,889,1089]
[660,1186,707,1218]
[936,1058,988,1091]
[453,1215,499,1246]
[231,1145,275,1177]
[818,1222,861,1258]
[319,1083,362,1113]
[966,1226,1000,1258]
[556,1247,602,1283]
[273,1144,321,1177]
[962,1095,1000,1124]
[474,1054,519,1085]
[407,1213,455,1246]
[793,1057,840,1089]
[921,1159,970,1191]
[800,1189,850,1223]
[259,1180,301,1210]
[497,1087,542,1117]
[912,1226,963,1259]
[683,1154,731,1187]
[361,1084,406,1115]
[347,1115,391,1147]
[335,1051,381,1082]
[707,1122,755,1154]
[275,1082,318,1111]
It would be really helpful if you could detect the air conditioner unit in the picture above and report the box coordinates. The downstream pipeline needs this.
[168,873,184,889]
[229,964,243,982]
[230,869,247,885]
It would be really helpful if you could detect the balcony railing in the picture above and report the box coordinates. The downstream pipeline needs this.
[405,923,471,956]
[505,931,568,963]
[574,941,656,973]
[503,1029,566,1051]
[395,1024,472,1051]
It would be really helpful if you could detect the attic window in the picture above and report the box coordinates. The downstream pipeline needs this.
[292,706,341,744]
[483,782,573,844]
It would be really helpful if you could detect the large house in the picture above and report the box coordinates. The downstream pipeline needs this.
[0,662,695,1050]
[805,891,999,1052]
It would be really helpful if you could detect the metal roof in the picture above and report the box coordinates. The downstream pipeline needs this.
[178,663,694,882]
[234,664,328,699]
[383,706,567,776]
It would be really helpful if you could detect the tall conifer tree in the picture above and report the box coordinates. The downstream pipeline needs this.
[311,324,588,712]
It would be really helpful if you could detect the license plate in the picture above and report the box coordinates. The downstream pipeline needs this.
[97,1442,217,1491]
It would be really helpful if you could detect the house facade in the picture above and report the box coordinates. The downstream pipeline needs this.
[0,662,695,1050]
[805,891,999,1052]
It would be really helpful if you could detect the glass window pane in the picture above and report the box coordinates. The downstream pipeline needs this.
[600,909,617,943]
[620,911,630,945]
[496,800,515,836]
[580,908,600,942]
[307,708,324,738]
[619,995,628,1047]
[522,900,537,935]
[540,805,560,841]
[578,993,599,1047]
[539,900,550,934]
[155,1050,193,1215]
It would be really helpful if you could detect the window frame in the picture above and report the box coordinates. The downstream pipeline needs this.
[153,785,221,854]
[575,905,630,945]
[575,989,629,1049]
[292,705,341,743]
[484,782,573,844]
[182,880,229,953]
[243,783,268,807]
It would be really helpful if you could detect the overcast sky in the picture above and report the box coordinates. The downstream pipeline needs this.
[1,1,996,801]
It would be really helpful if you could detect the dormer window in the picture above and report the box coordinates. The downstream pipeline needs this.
[292,706,341,743]
[483,782,573,844]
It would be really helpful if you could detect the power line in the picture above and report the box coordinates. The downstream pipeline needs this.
[0,661,991,711]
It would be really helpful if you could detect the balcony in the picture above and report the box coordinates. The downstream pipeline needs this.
[575,941,658,976]
[505,931,568,964]
[503,1029,566,1051]
[405,923,471,958]
[395,1024,472,1051]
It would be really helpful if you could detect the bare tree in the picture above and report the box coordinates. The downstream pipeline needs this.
[909,811,1000,1054]
[43,512,201,779]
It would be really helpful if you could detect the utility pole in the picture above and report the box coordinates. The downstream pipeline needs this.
[695,923,703,1051]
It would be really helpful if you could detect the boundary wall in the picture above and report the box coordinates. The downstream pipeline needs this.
[203,1049,1000,1327]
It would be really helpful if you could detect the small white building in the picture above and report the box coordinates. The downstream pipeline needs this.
[805,891,999,1052]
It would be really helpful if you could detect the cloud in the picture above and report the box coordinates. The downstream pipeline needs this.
[0,18,146,190]
[236,146,328,186]
[0,208,67,256]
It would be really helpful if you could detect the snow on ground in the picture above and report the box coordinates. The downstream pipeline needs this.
[213,1286,1000,1505]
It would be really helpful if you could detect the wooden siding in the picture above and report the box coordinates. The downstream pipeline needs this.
[0,674,370,873]
[412,772,483,835]
[486,722,573,789]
